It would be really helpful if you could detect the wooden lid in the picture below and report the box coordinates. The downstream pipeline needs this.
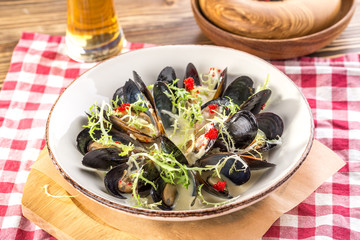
[199,0,342,39]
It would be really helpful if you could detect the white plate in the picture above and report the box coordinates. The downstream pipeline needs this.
[46,45,314,221]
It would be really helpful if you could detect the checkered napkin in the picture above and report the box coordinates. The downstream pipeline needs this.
[0,32,359,239]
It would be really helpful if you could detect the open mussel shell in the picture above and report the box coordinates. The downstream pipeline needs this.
[225,110,258,149]
[211,67,227,100]
[197,153,251,185]
[110,129,145,150]
[133,71,156,110]
[76,128,102,155]
[239,154,276,170]
[111,79,162,142]
[110,115,156,143]
[256,112,284,140]
[194,172,232,199]
[201,97,230,112]
[157,66,177,87]
[241,89,271,115]
[82,148,128,171]
[191,122,220,160]
[150,177,178,210]
[184,62,201,86]
[253,112,284,152]
[223,76,255,106]
[104,164,129,199]
[153,82,177,130]
[133,71,166,135]
[160,135,189,165]
[137,160,161,197]
[112,79,145,108]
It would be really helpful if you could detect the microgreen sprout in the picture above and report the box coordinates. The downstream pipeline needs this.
[113,98,157,137]
[83,101,135,156]
[256,74,270,92]
[196,184,234,207]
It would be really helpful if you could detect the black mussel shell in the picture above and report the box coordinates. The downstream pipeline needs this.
[191,122,220,160]
[223,76,255,106]
[137,160,160,197]
[212,68,227,100]
[225,110,258,149]
[160,135,189,165]
[240,155,276,170]
[110,129,145,150]
[256,112,284,140]
[157,66,177,87]
[241,89,271,115]
[184,63,201,87]
[150,177,177,210]
[112,79,146,107]
[82,148,128,171]
[104,164,129,199]
[111,79,161,140]
[153,82,177,130]
[201,97,230,112]
[110,114,156,143]
[133,71,156,110]
[133,71,166,135]
[76,128,101,155]
[197,153,251,185]
[254,112,284,152]
[194,172,232,199]
[221,155,251,185]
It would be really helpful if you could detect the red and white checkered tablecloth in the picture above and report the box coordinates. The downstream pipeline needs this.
[0,32,359,239]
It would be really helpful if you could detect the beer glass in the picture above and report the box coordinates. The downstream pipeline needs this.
[66,0,125,62]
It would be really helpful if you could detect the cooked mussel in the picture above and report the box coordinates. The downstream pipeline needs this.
[194,171,232,199]
[76,128,102,155]
[150,177,178,210]
[240,89,271,115]
[184,63,227,103]
[160,135,189,165]
[254,112,283,152]
[82,148,128,171]
[196,153,251,185]
[104,163,130,199]
[257,112,283,140]
[157,66,178,87]
[186,122,220,165]
[136,160,161,197]
[212,67,227,100]
[133,71,166,136]
[110,79,161,142]
[201,97,230,111]
[239,154,276,170]
[222,110,258,150]
[184,63,201,87]
[153,81,177,130]
[223,76,255,106]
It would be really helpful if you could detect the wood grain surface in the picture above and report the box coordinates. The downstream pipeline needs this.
[0,0,359,89]
[199,0,342,39]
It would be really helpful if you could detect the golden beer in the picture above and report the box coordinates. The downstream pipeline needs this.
[66,0,125,62]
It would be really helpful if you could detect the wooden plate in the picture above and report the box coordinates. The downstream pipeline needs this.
[191,0,356,59]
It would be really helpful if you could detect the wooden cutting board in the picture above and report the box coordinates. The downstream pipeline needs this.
[21,159,136,239]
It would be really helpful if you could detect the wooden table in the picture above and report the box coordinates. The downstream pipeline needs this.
[0,0,359,89]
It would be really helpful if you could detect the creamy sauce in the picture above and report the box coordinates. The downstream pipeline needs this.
[171,169,266,210]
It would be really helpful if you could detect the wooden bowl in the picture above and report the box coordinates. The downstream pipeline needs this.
[191,0,356,59]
